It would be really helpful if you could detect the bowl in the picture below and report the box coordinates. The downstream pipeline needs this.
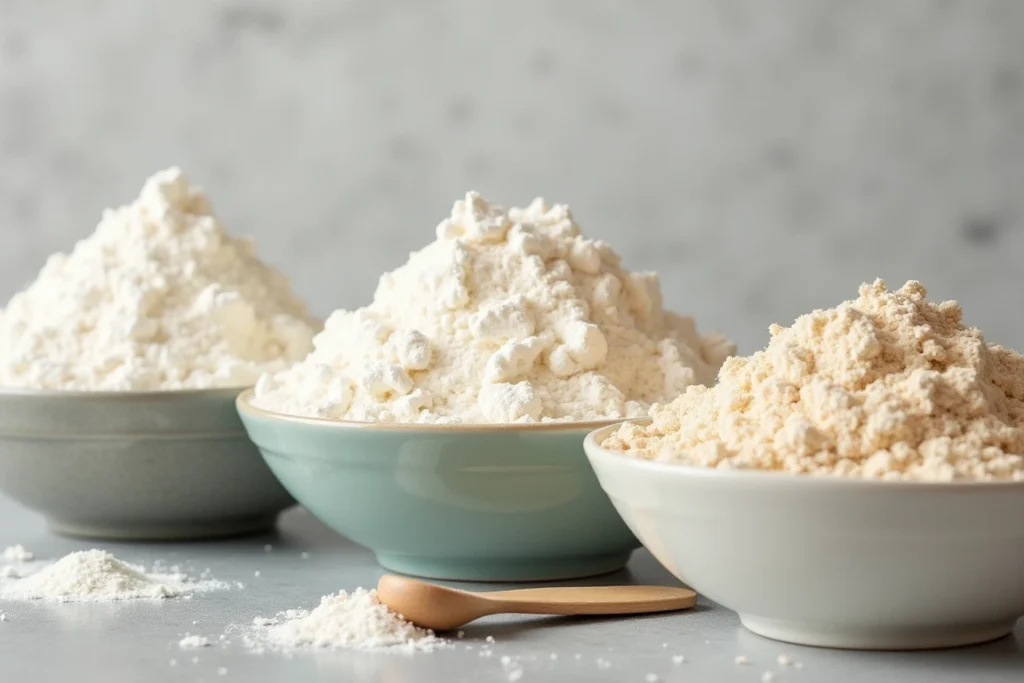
[0,387,294,540]
[584,422,1024,650]
[236,390,640,581]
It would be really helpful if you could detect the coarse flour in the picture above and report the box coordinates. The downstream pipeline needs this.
[0,549,228,602]
[254,192,733,423]
[604,280,1024,481]
[0,168,317,391]
[249,588,443,652]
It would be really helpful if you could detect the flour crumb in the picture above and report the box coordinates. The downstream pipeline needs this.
[254,192,731,424]
[777,654,792,666]
[645,674,660,682]
[0,168,317,391]
[179,635,211,649]
[507,669,524,682]
[795,661,804,669]
[596,658,612,669]
[500,656,512,665]
[735,655,749,665]
[191,656,200,665]
[250,588,444,652]
[253,571,261,578]
[0,612,7,622]
[217,667,229,676]
[300,552,310,560]
[605,280,1024,482]
[672,655,685,664]
[486,635,496,643]
[549,653,558,660]
[2,545,33,562]
[0,549,228,602]
[762,672,776,683]
[457,630,465,639]
[169,659,177,667]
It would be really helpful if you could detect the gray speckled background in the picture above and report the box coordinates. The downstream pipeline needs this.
[2,0,1023,353]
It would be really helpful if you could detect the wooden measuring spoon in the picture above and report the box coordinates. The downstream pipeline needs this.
[376,574,697,631]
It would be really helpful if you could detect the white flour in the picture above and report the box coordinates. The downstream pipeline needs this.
[178,634,211,649]
[0,549,228,602]
[606,280,1024,481]
[0,168,318,391]
[247,588,444,652]
[2,545,33,562]
[255,192,732,423]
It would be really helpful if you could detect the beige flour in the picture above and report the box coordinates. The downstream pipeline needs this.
[0,168,317,391]
[249,588,444,652]
[0,549,229,602]
[604,280,1024,482]
[254,192,733,423]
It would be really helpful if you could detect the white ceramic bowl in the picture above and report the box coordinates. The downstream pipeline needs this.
[584,423,1024,650]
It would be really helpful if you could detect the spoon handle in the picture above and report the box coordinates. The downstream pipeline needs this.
[482,585,696,617]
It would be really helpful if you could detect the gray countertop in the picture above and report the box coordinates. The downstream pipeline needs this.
[1,496,1021,683]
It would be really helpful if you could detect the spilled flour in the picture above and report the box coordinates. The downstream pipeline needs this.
[2,545,33,562]
[605,280,1024,481]
[245,588,444,652]
[0,549,228,602]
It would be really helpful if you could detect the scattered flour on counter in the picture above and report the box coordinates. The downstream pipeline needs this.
[246,588,445,652]
[254,192,732,424]
[0,549,229,602]
[178,634,211,649]
[2,545,33,562]
[0,167,318,391]
[605,280,1024,482]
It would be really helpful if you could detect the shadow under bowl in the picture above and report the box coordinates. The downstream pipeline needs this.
[0,387,295,540]
[237,390,640,582]
[584,422,1024,650]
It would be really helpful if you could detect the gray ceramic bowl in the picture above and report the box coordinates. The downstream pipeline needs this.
[0,387,294,540]
[236,390,640,582]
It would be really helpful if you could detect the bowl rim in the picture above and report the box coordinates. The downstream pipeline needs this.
[236,389,624,433]
[0,386,247,400]
[584,421,1024,491]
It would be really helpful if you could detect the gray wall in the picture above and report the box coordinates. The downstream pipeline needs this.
[2,0,1022,354]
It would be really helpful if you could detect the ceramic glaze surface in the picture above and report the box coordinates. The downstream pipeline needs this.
[584,424,1024,650]
[0,388,294,540]
[238,392,638,581]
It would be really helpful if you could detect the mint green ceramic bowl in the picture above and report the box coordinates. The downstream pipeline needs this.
[236,390,640,581]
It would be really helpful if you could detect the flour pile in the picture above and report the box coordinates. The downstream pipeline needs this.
[604,280,1024,482]
[249,588,444,652]
[0,549,229,602]
[0,168,317,391]
[254,192,733,423]
[2,545,33,562]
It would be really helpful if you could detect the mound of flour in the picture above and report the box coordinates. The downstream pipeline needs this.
[255,192,733,423]
[605,280,1024,482]
[0,549,228,602]
[0,168,318,391]
[248,588,444,652]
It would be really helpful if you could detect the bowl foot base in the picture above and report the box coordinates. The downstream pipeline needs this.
[375,550,633,583]
[740,614,1018,650]
[47,514,279,541]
